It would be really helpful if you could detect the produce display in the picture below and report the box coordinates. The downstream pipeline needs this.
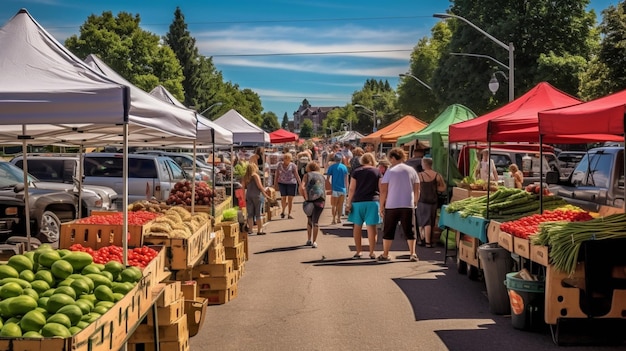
[500,206,593,239]
[456,176,498,191]
[222,207,238,222]
[74,211,161,225]
[166,180,213,206]
[145,206,211,238]
[445,187,569,220]
[531,213,626,274]
[0,244,145,338]
[68,244,159,268]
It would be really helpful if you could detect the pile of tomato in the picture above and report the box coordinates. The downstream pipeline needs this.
[500,209,594,239]
[75,211,161,226]
[69,244,159,268]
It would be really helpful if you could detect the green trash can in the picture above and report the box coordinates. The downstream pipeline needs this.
[505,272,546,331]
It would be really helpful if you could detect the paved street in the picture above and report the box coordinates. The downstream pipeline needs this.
[189,195,625,351]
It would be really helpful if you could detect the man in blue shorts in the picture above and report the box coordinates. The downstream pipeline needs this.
[326,154,349,224]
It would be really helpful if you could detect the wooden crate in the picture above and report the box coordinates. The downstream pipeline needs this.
[0,259,157,351]
[143,222,210,270]
[59,220,148,249]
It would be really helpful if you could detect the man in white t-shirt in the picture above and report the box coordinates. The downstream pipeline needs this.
[378,147,420,262]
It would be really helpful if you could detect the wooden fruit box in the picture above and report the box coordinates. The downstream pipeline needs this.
[185,196,232,221]
[0,249,162,351]
[530,244,549,266]
[59,219,149,249]
[513,236,530,259]
[143,222,211,270]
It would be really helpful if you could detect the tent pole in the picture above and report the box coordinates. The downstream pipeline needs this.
[21,126,32,252]
[539,134,544,213]
[230,144,234,208]
[191,140,197,214]
[211,129,216,218]
[123,123,129,266]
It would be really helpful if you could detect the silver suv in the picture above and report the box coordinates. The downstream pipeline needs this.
[10,154,119,216]
[133,150,214,182]
[82,153,188,204]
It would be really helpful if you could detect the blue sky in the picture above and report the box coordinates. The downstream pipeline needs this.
[0,0,619,119]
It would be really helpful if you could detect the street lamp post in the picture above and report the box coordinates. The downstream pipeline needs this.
[354,104,377,133]
[434,13,514,101]
[199,102,223,116]
[399,73,432,90]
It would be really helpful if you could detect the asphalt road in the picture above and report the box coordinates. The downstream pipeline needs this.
[189,195,626,351]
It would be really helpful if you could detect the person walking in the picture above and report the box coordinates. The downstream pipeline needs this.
[242,162,271,235]
[378,147,420,262]
[416,157,446,247]
[326,153,349,225]
[345,153,382,259]
[349,147,364,173]
[300,162,326,248]
[274,152,301,219]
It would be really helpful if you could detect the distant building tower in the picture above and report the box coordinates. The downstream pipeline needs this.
[293,98,339,134]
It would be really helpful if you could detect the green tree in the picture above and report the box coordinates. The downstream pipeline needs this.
[281,113,289,129]
[65,11,185,98]
[397,22,451,122]
[351,79,397,133]
[261,112,281,132]
[580,3,625,99]
[299,119,313,138]
[431,0,596,115]
[165,7,201,108]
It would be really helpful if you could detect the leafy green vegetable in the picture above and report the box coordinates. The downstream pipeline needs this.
[223,208,238,221]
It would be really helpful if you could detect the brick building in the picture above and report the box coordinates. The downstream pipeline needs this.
[292,99,339,134]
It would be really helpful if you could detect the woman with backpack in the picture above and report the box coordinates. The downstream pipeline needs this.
[300,162,326,248]
[416,157,447,247]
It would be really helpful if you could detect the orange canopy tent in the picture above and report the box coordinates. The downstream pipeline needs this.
[360,115,428,145]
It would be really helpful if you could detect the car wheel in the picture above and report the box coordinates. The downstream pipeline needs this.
[6,236,42,249]
[39,211,61,243]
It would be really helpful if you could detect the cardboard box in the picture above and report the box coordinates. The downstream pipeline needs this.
[458,233,480,268]
[487,220,501,243]
[59,217,148,249]
[217,221,239,237]
[180,281,197,301]
[156,281,182,307]
[513,236,530,259]
[147,294,185,326]
[184,297,208,337]
[176,261,234,280]
[208,244,225,264]
[138,338,189,351]
[451,187,488,202]
[196,271,236,291]
[200,283,238,305]
[225,241,245,260]
[143,222,210,270]
[498,231,513,252]
[530,244,549,266]
[129,315,188,343]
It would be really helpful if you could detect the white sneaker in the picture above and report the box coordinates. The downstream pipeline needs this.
[312,242,318,248]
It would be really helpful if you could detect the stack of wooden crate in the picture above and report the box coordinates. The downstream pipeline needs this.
[128,281,190,351]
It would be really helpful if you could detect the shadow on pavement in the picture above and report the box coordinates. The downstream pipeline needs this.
[254,245,310,254]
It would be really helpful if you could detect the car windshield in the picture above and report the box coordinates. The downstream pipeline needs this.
[0,162,37,188]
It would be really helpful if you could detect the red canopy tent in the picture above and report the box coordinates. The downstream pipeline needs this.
[270,128,298,144]
[539,88,626,143]
[449,82,581,143]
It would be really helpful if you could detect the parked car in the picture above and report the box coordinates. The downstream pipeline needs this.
[557,151,586,177]
[0,161,77,244]
[10,154,119,216]
[133,150,214,181]
[82,153,188,204]
[548,147,624,212]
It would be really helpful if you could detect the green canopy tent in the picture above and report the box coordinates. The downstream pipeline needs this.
[396,104,476,146]
[397,104,476,183]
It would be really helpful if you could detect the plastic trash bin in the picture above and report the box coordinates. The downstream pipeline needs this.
[505,272,546,331]
[478,242,514,314]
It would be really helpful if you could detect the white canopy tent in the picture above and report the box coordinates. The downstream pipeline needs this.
[0,9,198,259]
[149,85,233,146]
[214,109,270,146]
